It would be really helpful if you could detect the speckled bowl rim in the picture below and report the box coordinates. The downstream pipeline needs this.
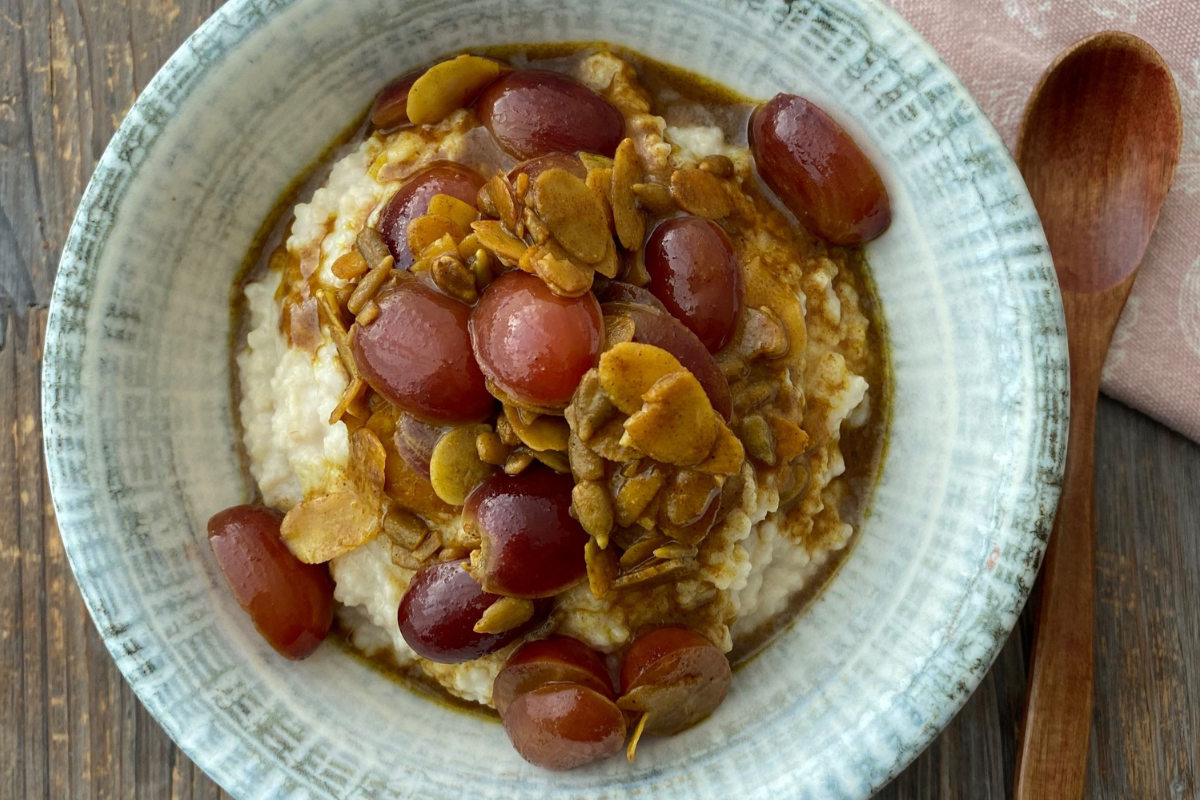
[42,0,1067,797]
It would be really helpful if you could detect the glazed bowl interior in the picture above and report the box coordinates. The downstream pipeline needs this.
[42,0,1067,798]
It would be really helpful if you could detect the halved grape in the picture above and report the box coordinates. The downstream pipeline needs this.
[379,162,486,268]
[353,279,494,424]
[471,271,603,410]
[644,217,742,352]
[595,281,668,312]
[601,300,732,420]
[749,93,891,245]
[370,71,421,129]
[463,468,589,598]
[493,636,614,716]
[618,626,731,736]
[478,70,624,160]
[397,560,549,663]
[503,684,627,770]
[207,505,333,660]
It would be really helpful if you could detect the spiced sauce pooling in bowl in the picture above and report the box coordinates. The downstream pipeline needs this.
[221,43,891,769]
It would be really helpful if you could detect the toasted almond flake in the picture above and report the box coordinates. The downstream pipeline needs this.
[662,468,721,527]
[532,449,571,473]
[694,417,745,476]
[527,243,594,298]
[281,491,382,564]
[622,371,717,466]
[428,193,479,231]
[329,377,368,425]
[504,405,570,452]
[485,173,519,231]
[471,220,527,265]
[612,462,667,528]
[406,55,501,125]
[408,214,465,258]
[383,507,428,550]
[586,417,642,462]
[765,411,809,464]
[612,557,694,589]
[586,166,616,234]
[531,168,611,265]
[669,168,732,219]
[619,534,669,569]
[612,138,646,250]
[473,597,535,634]
[578,153,614,171]
[568,433,606,482]
[599,342,685,415]
[594,238,621,279]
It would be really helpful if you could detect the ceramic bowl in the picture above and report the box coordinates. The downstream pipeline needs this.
[42,0,1068,797]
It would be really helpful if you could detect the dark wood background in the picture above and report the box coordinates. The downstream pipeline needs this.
[1,1,1197,797]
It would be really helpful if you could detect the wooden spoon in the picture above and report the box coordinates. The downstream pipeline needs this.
[1014,31,1182,800]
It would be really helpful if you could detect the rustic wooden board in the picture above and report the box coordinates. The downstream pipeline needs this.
[1,1,1196,797]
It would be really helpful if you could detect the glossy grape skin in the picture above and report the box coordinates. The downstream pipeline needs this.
[503,684,627,770]
[601,301,732,420]
[618,626,731,736]
[493,636,614,716]
[353,280,494,424]
[397,560,549,663]
[644,217,743,353]
[379,162,486,268]
[508,153,587,183]
[207,505,333,660]
[749,93,891,245]
[471,271,603,410]
[595,280,668,312]
[394,413,444,479]
[477,70,624,160]
[462,468,590,598]
[370,71,421,129]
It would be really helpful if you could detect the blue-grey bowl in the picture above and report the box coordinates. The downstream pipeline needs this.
[42,0,1068,797]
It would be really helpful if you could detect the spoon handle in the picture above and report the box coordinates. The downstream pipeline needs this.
[1014,366,1098,800]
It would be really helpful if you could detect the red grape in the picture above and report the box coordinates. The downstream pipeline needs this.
[509,153,587,183]
[353,279,494,424]
[644,217,743,352]
[370,71,421,129]
[601,300,732,420]
[503,684,627,770]
[477,70,624,160]
[595,281,667,312]
[397,560,549,663]
[493,636,614,716]
[618,626,731,736]
[379,162,486,268]
[462,468,589,598]
[749,93,891,245]
[471,271,603,410]
[207,505,333,660]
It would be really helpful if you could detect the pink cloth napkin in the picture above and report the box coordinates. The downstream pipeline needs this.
[889,0,1200,442]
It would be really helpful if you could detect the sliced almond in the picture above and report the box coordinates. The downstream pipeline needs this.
[406,55,501,126]
[593,237,621,280]
[622,371,717,466]
[669,167,732,219]
[527,242,594,298]
[612,138,646,250]
[586,417,642,462]
[428,193,479,231]
[476,430,511,466]
[578,153,614,171]
[662,469,722,527]
[586,166,615,234]
[611,461,667,528]
[383,507,428,550]
[598,342,685,415]
[531,168,611,265]
[503,447,536,475]
[531,449,571,473]
[281,491,382,564]
[347,426,387,496]
[694,417,745,476]
[428,425,495,505]
[765,411,810,464]
[698,154,735,178]
[407,214,465,257]
[471,220,527,265]
[484,173,519,231]
[504,405,570,452]
[612,558,695,590]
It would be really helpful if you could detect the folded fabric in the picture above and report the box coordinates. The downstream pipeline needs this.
[891,0,1200,442]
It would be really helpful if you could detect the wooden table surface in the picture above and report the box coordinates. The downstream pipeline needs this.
[2,2,1197,798]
